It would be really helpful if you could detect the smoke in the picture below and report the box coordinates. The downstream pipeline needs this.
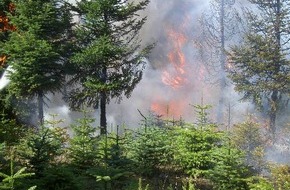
[0,0,289,164]
[0,65,13,91]
[106,0,254,128]
[0,0,256,128]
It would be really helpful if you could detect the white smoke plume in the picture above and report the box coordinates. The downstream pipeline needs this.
[0,65,13,91]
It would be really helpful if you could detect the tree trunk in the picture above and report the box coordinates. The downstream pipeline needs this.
[217,0,226,124]
[269,90,278,135]
[268,0,280,136]
[100,91,107,135]
[100,67,107,135]
[38,91,44,126]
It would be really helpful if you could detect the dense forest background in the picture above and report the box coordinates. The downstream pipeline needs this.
[0,0,289,189]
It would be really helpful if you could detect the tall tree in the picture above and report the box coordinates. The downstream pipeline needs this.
[0,0,21,123]
[228,0,290,135]
[66,0,152,134]
[1,0,72,125]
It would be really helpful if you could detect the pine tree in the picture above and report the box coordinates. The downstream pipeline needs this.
[228,0,290,135]
[66,0,152,134]
[1,0,72,125]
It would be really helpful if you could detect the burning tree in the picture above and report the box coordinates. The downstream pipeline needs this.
[228,0,290,135]
[66,0,152,135]
[1,0,72,125]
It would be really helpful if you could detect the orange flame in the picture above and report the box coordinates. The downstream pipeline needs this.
[151,98,187,119]
[0,55,7,67]
[161,28,188,89]
[151,23,191,118]
[0,3,16,67]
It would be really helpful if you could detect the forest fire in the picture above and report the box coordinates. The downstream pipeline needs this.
[161,26,188,89]
[151,98,188,119]
[150,20,192,119]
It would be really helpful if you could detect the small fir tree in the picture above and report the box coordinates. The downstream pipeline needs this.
[0,147,36,190]
[127,126,172,176]
[231,116,266,173]
[68,111,99,169]
[16,124,67,176]
[207,139,250,190]
[173,126,221,178]
[174,104,221,178]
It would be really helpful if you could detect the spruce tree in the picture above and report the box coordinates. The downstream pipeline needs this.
[228,0,290,135]
[66,0,152,135]
[0,1,20,126]
[69,112,99,169]
[1,0,72,125]
[207,140,250,190]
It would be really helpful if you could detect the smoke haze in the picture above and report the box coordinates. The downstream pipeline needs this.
[0,0,259,128]
[44,0,254,128]
[0,0,288,163]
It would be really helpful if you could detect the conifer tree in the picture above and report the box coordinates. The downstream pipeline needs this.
[231,116,266,173]
[228,0,290,134]
[1,0,72,125]
[174,104,221,178]
[207,139,250,190]
[128,126,172,176]
[0,0,21,126]
[66,0,152,134]
[69,112,99,169]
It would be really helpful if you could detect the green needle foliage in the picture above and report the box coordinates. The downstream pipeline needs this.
[228,0,290,134]
[231,116,266,173]
[174,105,221,178]
[207,140,250,190]
[0,167,36,190]
[127,126,172,176]
[66,0,152,134]
[16,125,66,176]
[173,125,221,178]
[1,0,72,124]
[0,148,35,190]
[0,113,27,146]
[68,111,99,169]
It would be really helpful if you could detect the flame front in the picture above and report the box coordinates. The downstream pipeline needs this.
[151,18,191,119]
[161,28,188,89]
[150,20,212,120]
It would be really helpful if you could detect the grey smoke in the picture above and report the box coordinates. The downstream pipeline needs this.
[0,0,256,128]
